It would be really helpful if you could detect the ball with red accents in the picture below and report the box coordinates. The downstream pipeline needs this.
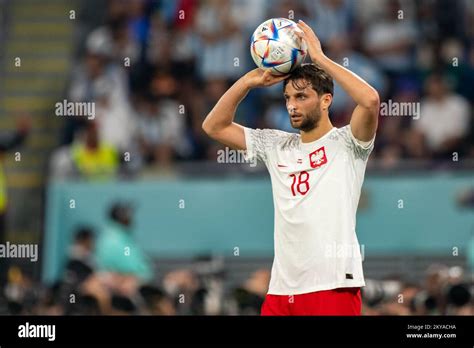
[250,18,307,75]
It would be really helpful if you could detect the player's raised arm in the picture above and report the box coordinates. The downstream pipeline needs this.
[296,20,380,142]
[202,69,288,150]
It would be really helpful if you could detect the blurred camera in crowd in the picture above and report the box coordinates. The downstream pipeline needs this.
[362,265,473,315]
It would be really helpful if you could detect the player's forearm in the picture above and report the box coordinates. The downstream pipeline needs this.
[202,78,250,134]
[316,54,379,109]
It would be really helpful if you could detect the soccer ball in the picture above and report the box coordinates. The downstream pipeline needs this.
[250,18,307,75]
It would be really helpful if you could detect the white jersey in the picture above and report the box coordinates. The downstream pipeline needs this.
[244,125,375,295]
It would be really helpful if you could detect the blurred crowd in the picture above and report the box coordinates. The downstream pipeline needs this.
[1,205,472,315]
[363,265,473,315]
[0,197,472,316]
[49,0,474,181]
[0,199,472,316]
[6,267,472,316]
[0,198,269,315]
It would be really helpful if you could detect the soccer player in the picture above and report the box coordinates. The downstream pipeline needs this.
[202,21,379,315]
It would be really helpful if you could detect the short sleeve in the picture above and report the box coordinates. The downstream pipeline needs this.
[339,125,375,162]
[244,127,290,163]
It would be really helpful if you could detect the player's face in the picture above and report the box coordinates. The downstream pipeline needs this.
[284,80,321,132]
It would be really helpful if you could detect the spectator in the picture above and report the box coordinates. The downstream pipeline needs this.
[93,75,137,152]
[86,14,140,65]
[232,269,270,315]
[162,269,202,315]
[307,0,354,46]
[63,227,96,287]
[95,202,153,284]
[415,73,471,157]
[139,285,176,315]
[362,0,417,75]
[194,0,246,80]
[69,122,120,181]
[146,70,192,162]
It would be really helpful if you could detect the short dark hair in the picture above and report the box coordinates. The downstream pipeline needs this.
[109,201,133,223]
[74,226,94,243]
[283,63,334,96]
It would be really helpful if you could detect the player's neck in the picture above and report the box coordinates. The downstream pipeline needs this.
[300,117,334,143]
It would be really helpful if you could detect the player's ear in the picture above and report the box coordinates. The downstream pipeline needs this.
[321,93,332,111]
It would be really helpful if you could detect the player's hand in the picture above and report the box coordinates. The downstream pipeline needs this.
[296,20,325,63]
[243,68,289,89]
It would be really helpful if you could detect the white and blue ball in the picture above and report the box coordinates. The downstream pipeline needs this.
[250,18,307,75]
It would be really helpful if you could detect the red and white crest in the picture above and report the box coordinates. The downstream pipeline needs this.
[309,146,327,168]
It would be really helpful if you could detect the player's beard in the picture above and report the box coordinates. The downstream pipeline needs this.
[290,108,321,132]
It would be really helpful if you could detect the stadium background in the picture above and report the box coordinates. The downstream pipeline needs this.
[0,0,473,315]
